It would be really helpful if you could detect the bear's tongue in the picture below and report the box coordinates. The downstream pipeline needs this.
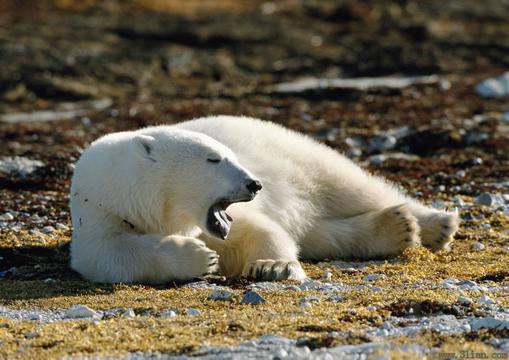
[207,204,233,239]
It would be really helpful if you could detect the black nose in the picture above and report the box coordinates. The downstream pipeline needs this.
[246,179,262,193]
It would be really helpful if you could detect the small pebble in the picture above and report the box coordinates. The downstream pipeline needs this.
[452,197,465,207]
[457,297,473,305]
[458,280,477,287]
[41,226,55,234]
[65,305,102,319]
[241,291,266,305]
[122,308,135,318]
[327,295,344,302]
[208,288,234,301]
[0,212,14,221]
[186,308,201,316]
[478,295,495,305]
[322,270,333,281]
[24,331,39,339]
[159,309,177,318]
[364,274,383,282]
[474,192,496,206]
[299,296,321,303]
[55,223,68,230]
[472,242,485,251]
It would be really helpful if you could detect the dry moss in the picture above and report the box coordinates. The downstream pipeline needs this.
[0,201,508,358]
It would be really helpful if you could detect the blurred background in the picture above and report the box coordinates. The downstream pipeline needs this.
[0,0,508,237]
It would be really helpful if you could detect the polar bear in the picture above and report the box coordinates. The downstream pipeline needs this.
[70,115,459,283]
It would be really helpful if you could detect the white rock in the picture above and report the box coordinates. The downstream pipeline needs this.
[322,270,333,281]
[208,288,234,301]
[0,157,44,179]
[0,213,14,221]
[186,308,201,316]
[475,72,509,98]
[159,309,177,318]
[472,242,485,251]
[55,223,68,230]
[477,295,495,305]
[65,305,102,319]
[122,308,135,317]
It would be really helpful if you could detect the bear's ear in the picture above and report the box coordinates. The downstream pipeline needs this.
[132,135,157,163]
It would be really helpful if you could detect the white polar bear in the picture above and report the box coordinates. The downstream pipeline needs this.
[70,115,459,283]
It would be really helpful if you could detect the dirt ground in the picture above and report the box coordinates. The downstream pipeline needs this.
[0,0,508,358]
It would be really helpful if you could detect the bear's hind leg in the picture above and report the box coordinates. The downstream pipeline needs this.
[301,204,421,260]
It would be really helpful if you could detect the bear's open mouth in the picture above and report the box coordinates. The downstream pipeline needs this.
[207,200,233,239]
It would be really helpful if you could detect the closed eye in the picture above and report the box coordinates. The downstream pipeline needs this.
[207,158,221,163]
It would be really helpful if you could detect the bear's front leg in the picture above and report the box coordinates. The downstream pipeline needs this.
[201,207,306,281]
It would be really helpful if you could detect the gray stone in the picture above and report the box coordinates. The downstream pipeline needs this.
[241,291,266,305]
[41,226,55,234]
[364,274,383,282]
[473,242,485,251]
[186,308,201,316]
[369,134,397,151]
[457,297,473,305]
[475,192,498,206]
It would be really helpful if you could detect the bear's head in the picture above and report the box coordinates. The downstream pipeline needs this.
[131,128,261,239]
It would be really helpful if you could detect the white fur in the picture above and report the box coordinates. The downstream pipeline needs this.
[70,116,459,283]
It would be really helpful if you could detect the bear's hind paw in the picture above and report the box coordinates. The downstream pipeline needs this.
[420,211,460,251]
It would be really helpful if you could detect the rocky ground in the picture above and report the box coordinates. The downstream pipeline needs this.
[0,0,508,359]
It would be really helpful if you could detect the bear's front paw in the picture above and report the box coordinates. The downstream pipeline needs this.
[178,239,220,279]
[241,260,307,281]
